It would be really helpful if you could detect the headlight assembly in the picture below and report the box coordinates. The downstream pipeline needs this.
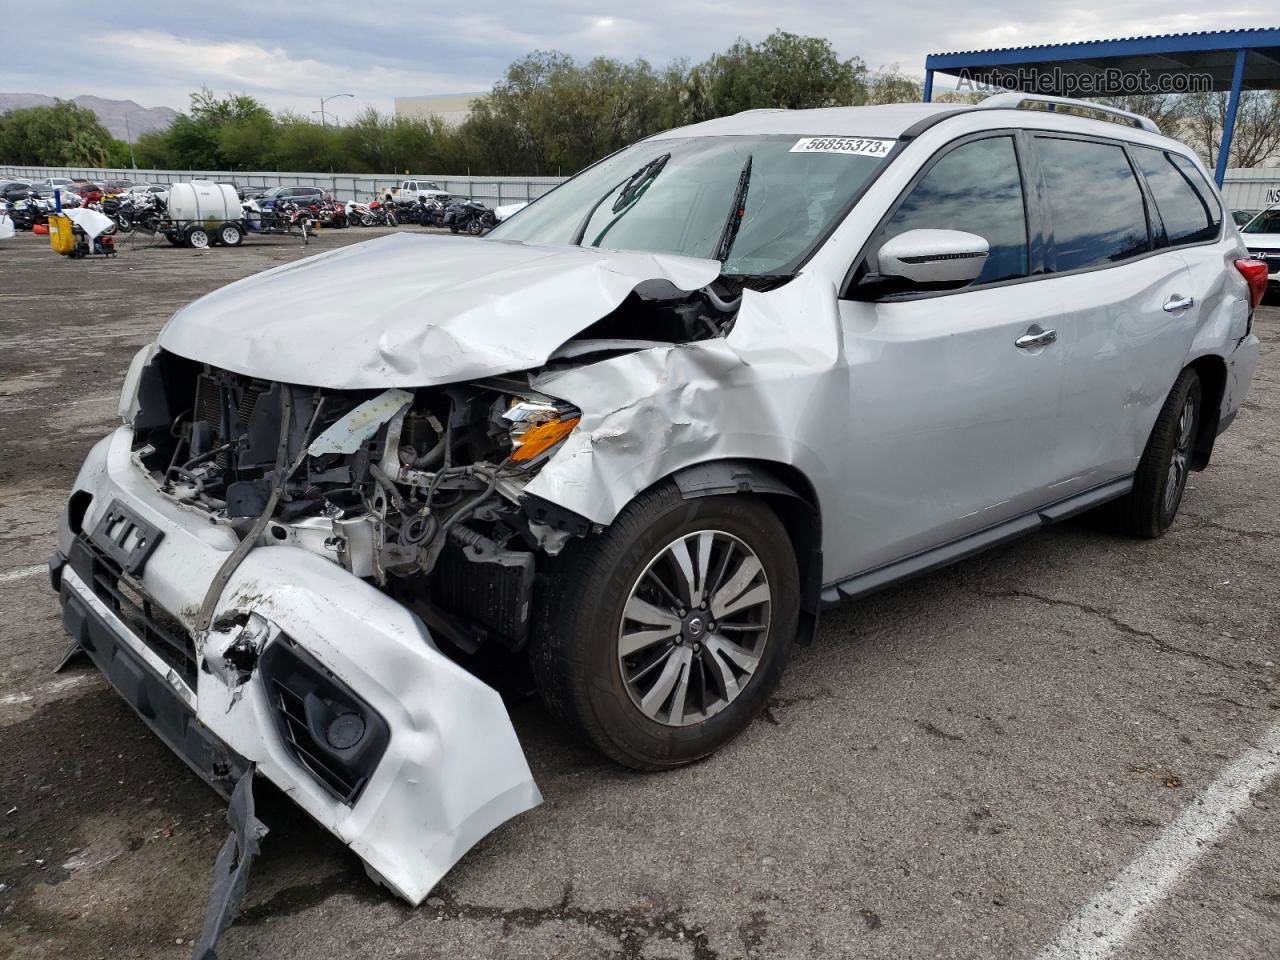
[503,399,580,465]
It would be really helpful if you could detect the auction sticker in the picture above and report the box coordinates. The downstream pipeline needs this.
[790,136,895,158]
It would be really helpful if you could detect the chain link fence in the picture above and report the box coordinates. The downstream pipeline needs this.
[0,165,566,206]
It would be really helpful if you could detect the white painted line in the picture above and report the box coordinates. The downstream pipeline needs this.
[0,564,45,584]
[0,673,98,706]
[1034,722,1280,960]
[0,394,115,413]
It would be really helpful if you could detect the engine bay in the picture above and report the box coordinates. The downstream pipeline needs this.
[129,351,584,653]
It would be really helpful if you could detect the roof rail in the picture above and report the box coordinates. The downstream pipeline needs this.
[977,92,1161,134]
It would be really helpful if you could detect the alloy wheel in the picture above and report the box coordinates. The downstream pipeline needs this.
[1164,394,1197,513]
[617,530,771,726]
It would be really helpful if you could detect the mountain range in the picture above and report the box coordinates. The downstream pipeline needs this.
[0,94,179,140]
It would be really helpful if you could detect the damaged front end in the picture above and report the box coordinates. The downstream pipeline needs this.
[50,234,766,927]
[51,264,750,909]
[52,345,605,908]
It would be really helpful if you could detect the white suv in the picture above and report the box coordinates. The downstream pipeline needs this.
[53,94,1261,909]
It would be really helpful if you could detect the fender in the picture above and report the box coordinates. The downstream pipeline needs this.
[670,459,822,645]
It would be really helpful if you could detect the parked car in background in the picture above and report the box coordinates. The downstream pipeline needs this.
[385,177,450,206]
[221,182,259,201]
[50,93,1260,918]
[1232,208,1259,227]
[1238,205,1280,289]
[126,183,169,201]
[258,184,325,211]
[102,179,135,195]
[32,177,75,194]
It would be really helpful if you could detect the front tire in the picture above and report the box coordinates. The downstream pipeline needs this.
[1112,368,1201,538]
[532,483,798,770]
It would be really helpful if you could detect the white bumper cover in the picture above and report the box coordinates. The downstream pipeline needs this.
[58,426,541,904]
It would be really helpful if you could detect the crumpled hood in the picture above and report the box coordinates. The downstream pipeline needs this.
[157,233,722,388]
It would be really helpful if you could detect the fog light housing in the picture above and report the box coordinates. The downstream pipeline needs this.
[259,637,389,804]
[326,713,366,751]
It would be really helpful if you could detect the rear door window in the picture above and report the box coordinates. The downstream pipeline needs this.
[1037,136,1151,272]
[1133,147,1221,246]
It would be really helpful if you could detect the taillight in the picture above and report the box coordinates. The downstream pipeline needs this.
[1235,258,1268,309]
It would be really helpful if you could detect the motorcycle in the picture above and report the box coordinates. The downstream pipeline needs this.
[409,194,449,228]
[346,199,373,226]
[109,193,166,234]
[365,199,398,227]
[310,195,348,228]
[443,198,497,236]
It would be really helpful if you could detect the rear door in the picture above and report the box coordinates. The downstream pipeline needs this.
[1028,134,1199,491]
[1133,147,1243,340]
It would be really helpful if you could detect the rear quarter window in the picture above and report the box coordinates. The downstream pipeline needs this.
[1133,147,1221,246]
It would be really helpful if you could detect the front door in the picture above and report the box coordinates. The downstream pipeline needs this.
[833,134,1066,577]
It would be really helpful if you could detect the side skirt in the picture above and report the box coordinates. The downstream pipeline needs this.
[819,476,1134,609]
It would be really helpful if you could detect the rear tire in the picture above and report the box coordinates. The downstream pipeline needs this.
[185,225,210,249]
[1111,368,1201,538]
[532,483,798,770]
[219,223,243,246]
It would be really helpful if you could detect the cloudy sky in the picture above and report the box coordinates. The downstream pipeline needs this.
[6,4,1265,120]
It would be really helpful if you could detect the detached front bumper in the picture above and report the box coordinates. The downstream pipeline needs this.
[53,426,541,905]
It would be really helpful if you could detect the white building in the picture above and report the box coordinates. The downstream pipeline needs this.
[393,92,485,127]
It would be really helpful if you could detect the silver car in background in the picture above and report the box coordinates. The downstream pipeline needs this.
[52,93,1261,906]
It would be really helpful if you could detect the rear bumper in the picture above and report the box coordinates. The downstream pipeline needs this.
[1223,332,1260,427]
[54,426,541,904]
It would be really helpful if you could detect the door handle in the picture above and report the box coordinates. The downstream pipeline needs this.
[1163,294,1195,312]
[1015,328,1057,349]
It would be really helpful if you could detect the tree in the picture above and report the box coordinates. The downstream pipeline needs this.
[0,100,117,166]
[684,32,867,122]
[865,65,922,104]
[1181,90,1280,169]
[166,89,275,169]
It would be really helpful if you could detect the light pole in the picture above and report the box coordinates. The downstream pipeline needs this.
[316,93,355,127]
[123,107,143,171]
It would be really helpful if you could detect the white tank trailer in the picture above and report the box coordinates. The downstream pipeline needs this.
[163,180,246,249]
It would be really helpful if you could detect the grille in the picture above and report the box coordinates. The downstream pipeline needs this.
[80,539,199,687]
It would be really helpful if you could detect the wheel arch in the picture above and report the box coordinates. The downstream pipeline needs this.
[1185,352,1228,470]
[668,459,823,645]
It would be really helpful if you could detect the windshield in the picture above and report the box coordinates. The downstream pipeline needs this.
[1243,208,1280,234]
[487,134,892,275]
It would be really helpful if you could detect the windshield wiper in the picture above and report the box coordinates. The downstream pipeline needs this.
[571,153,671,247]
[713,154,752,264]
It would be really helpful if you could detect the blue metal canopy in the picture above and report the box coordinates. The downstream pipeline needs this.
[923,28,1280,185]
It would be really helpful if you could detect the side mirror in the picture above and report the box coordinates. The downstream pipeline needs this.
[876,228,989,287]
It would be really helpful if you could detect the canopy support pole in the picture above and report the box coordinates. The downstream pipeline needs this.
[1216,48,1247,187]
